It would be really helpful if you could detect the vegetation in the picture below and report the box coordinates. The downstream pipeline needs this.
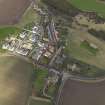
[69,0,105,18]
[64,56,105,78]
[0,5,40,52]
[62,27,105,69]
[42,0,79,16]
[15,5,40,28]
[30,99,51,105]
[47,84,56,97]
[0,27,21,41]
[88,29,105,41]
[33,68,48,95]
[57,27,69,47]
[80,40,98,55]
[24,22,35,30]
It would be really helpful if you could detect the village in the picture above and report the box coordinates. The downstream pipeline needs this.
[1,5,61,105]
[1,0,105,105]
[2,12,59,63]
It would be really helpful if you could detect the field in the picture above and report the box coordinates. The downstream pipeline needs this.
[65,28,105,69]
[0,1,40,47]
[0,0,30,25]
[58,78,105,105]
[0,56,33,105]
[69,0,105,18]
[80,40,98,55]
[33,68,48,95]
[15,4,40,28]
[0,27,21,41]
[29,98,51,105]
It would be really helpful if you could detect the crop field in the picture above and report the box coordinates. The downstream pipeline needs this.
[58,79,105,105]
[69,0,105,18]
[0,0,30,25]
[0,3,40,42]
[0,56,33,105]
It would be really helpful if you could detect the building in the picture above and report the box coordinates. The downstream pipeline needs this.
[47,19,58,44]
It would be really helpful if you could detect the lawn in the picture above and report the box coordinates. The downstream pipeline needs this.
[33,68,48,95]
[0,27,21,40]
[69,0,105,18]
[29,99,51,105]
[47,84,56,97]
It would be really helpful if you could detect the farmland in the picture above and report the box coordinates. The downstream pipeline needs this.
[58,78,105,105]
[0,0,30,25]
[0,27,21,41]
[33,68,48,96]
[15,5,40,28]
[0,0,40,45]
[0,55,33,105]
[69,0,105,18]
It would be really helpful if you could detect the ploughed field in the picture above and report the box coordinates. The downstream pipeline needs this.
[0,56,33,105]
[0,0,30,25]
[58,79,105,105]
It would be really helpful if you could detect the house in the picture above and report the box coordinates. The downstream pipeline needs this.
[22,43,33,50]
[44,51,52,58]
[19,32,27,39]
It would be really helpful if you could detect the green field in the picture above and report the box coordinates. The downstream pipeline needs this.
[0,27,21,40]
[33,68,48,95]
[30,99,51,105]
[69,0,105,18]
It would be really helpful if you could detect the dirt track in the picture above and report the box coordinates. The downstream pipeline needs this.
[0,56,33,105]
[0,0,31,25]
[58,79,105,105]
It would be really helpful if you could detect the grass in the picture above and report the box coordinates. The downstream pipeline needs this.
[30,99,51,105]
[0,27,21,40]
[80,41,98,55]
[42,0,79,15]
[33,68,48,95]
[64,28,105,69]
[69,0,105,18]
[0,5,40,52]
[65,56,105,78]
[47,84,56,97]
[0,26,21,53]
[88,29,105,41]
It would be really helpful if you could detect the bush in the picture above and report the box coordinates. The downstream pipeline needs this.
[88,29,105,41]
